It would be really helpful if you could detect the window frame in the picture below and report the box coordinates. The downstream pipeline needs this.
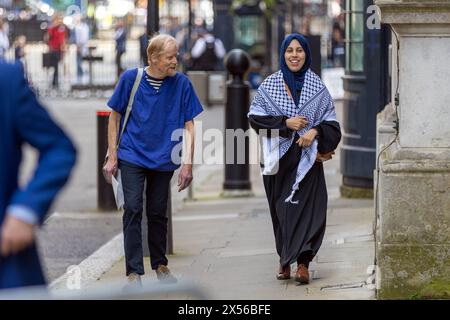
[344,0,365,73]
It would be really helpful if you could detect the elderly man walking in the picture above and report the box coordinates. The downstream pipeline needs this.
[103,34,203,285]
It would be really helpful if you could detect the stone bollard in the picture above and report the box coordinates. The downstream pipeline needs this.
[222,49,253,197]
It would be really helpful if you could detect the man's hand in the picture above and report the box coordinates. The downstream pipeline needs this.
[0,215,35,257]
[286,116,308,131]
[102,151,118,184]
[296,128,318,148]
[178,164,193,192]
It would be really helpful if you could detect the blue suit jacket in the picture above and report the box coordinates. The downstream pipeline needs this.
[0,62,77,289]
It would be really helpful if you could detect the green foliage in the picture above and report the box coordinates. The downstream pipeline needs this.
[409,293,420,300]
[417,280,450,300]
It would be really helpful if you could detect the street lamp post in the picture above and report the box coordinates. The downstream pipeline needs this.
[147,0,159,36]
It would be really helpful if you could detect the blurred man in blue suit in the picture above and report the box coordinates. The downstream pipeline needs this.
[0,61,77,289]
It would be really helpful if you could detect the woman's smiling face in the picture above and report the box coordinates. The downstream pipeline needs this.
[284,39,306,73]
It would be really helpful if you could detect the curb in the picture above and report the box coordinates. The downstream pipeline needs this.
[49,233,124,291]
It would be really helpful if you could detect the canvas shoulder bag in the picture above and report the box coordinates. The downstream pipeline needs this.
[102,67,143,183]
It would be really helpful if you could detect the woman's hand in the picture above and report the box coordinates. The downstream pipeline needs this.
[316,151,335,162]
[286,116,308,131]
[296,128,318,148]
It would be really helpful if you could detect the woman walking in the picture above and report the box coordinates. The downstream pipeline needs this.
[248,33,341,284]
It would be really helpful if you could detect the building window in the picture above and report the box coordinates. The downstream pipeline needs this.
[234,15,265,52]
[345,0,364,72]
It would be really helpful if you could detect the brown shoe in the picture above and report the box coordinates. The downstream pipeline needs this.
[127,272,142,284]
[155,265,177,283]
[122,273,142,292]
[276,265,291,280]
[295,264,310,284]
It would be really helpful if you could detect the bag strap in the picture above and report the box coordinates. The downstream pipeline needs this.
[117,67,144,147]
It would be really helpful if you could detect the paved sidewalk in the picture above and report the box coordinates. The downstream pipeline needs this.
[85,154,375,299]
[41,95,375,299]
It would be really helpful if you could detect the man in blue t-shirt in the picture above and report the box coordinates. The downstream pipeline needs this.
[103,34,203,285]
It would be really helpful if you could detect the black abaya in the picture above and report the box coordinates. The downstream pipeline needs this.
[249,115,341,267]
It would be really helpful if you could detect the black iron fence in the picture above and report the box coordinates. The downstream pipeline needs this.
[3,40,141,98]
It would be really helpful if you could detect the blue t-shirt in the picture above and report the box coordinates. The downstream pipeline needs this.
[107,68,203,171]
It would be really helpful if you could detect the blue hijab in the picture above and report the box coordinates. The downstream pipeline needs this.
[280,33,311,106]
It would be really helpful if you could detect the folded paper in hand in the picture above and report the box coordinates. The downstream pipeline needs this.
[111,169,125,210]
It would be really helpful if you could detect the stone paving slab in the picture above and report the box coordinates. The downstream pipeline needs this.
[91,196,375,300]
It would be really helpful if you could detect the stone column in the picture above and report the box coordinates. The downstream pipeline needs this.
[375,0,450,299]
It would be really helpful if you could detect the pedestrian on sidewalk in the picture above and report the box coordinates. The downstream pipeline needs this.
[190,28,226,71]
[0,61,77,289]
[73,15,90,83]
[45,13,67,88]
[0,17,9,61]
[103,34,203,286]
[248,33,341,285]
[114,19,127,80]
[14,35,27,72]
[138,32,148,67]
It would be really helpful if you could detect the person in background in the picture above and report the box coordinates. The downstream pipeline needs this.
[73,15,90,83]
[300,14,312,36]
[114,19,127,80]
[14,35,29,81]
[174,24,191,72]
[0,17,10,60]
[46,13,67,88]
[0,61,77,289]
[190,28,226,71]
[139,32,148,67]
[330,22,345,68]
[14,35,26,64]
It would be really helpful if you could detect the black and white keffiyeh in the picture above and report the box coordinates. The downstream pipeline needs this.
[248,69,337,203]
